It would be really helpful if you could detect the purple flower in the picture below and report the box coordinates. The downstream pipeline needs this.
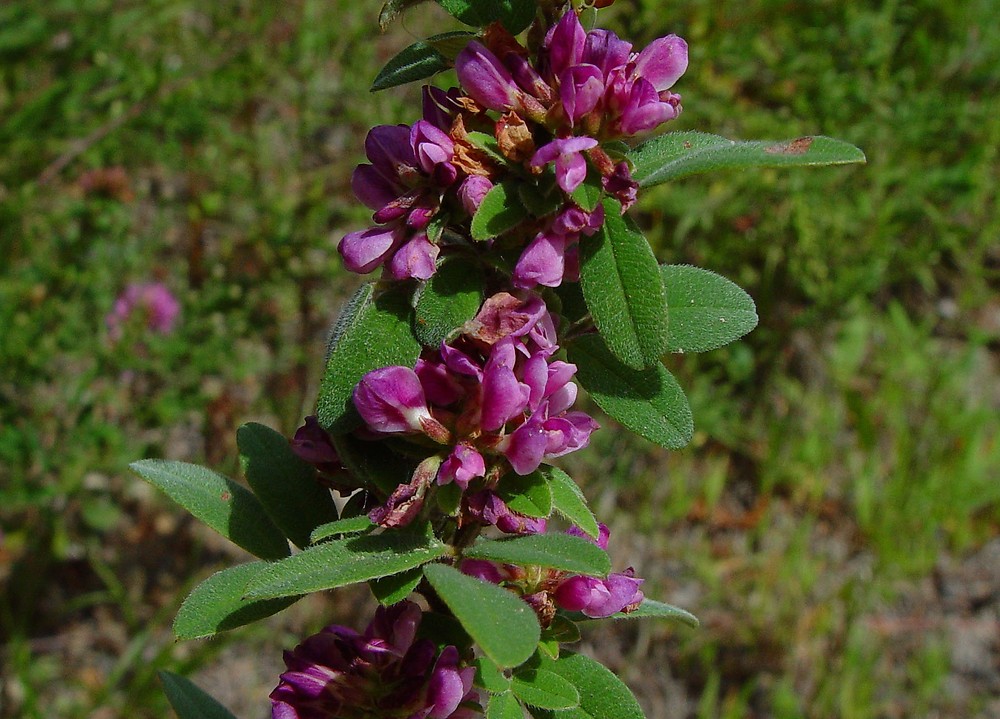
[632,34,688,92]
[513,231,569,290]
[438,444,485,490]
[546,11,586,78]
[339,225,404,275]
[530,137,598,193]
[388,233,440,281]
[554,569,644,618]
[481,339,531,432]
[354,366,438,436]
[559,64,604,124]
[501,411,549,475]
[290,416,342,472]
[270,601,480,719]
[619,77,681,136]
[582,29,633,77]
[410,120,457,186]
[107,282,181,341]
[457,176,493,216]
[456,41,525,113]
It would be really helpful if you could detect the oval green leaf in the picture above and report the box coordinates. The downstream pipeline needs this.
[511,669,580,710]
[539,467,599,540]
[476,655,512,694]
[423,563,540,668]
[579,199,668,369]
[414,258,484,347]
[129,459,289,560]
[244,524,447,600]
[496,470,553,518]
[159,671,238,719]
[471,181,530,240]
[487,691,524,719]
[316,284,422,434]
[661,264,758,353]
[568,334,693,450]
[370,566,424,605]
[537,652,645,719]
[310,515,375,544]
[173,562,300,640]
[463,534,610,577]
[629,131,866,188]
[238,422,339,549]
[607,598,699,627]
[371,40,449,92]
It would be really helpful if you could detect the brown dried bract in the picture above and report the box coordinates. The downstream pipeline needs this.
[450,114,497,177]
[495,111,535,162]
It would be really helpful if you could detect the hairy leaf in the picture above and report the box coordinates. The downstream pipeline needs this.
[238,422,338,549]
[540,466,599,539]
[579,199,668,369]
[629,131,866,187]
[423,563,540,668]
[160,671,238,719]
[317,284,422,434]
[130,460,289,560]
[371,40,449,92]
[245,525,447,600]
[512,669,580,710]
[173,562,299,640]
[472,181,530,240]
[569,334,693,450]
[464,534,610,576]
[531,652,645,719]
[661,264,758,353]
[414,258,484,347]
[496,470,553,518]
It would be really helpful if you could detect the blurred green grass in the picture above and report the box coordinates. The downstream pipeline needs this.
[1,1,998,718]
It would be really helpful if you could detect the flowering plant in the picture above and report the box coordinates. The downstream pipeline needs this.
[133,1,864,717]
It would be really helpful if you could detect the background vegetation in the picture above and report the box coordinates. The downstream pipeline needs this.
[1,0,997,717]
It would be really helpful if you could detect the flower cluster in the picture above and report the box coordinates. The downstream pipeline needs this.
[271,601,480,719]
[461,524,644,626]
[337,11,687,289]
[106,282,180,342]
[351,292,598,530]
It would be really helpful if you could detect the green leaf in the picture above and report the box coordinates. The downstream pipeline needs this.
[476,655,512,693]
[414,258,484,347]
[173,563,299,640]
[629,131,866,188]
[579,199,668,369]
[333,433,416,495]
[488,691,524,719]
[519,181,564,219]
[496,470,553,518]
[426,30,480,59]
[237,423,338,549]
[316,284,422,434]
[129,460,289,560]
[607,598,699,627]
[423,563,540,668]
[661,264,758,353]
[471,181,529,240]
[370,566,424,605]
[568,334,693,450]
[244,525,448,600]
[512,669,580,710]
[310,515,374,544]
[539,467,598,540]
[534,652,645,719]
[159,671,237,719]
[464,534,610,577]
[569,177,602,213]
[371,40,449,92]
[435,0,485,25]
[494,0,536,34]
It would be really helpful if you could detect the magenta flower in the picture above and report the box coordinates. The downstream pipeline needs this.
[457,176,493,216]
[270,601,480,719]
[438,444,485,489]
[339,225,404,274]
[530,137,598,193]
[354,367,441,437]
[554,568,644,618]
[455,41,526,113]
[388,233,440,281]
[106,282,181,341]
